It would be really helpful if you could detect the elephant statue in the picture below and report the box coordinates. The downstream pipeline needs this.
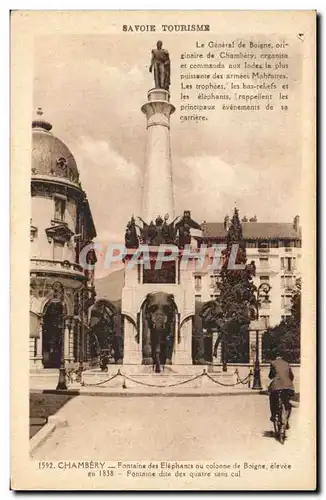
[142,292,176,373]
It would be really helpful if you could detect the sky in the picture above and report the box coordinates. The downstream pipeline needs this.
[33,34,303,255]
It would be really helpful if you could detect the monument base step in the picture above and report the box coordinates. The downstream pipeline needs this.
[81,365,250,391]
[29,364,253,392]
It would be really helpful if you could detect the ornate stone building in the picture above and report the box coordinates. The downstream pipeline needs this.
[29,110,97,370]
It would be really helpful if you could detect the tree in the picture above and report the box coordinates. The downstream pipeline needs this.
[262,278,301,363]
[217,208,257,366]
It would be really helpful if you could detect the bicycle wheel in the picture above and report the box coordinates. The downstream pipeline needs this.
[273,408,281,441]
[273,419,279,439]
[279,404,287,444]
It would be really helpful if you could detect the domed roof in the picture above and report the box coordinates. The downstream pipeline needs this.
[31,109,80,185]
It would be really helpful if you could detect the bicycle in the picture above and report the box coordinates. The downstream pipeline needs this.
[273,390,291,444]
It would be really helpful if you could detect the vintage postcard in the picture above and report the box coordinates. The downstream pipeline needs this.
[11,10,316,491]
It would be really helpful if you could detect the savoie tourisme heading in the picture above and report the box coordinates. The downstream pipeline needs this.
[122,24,210,32]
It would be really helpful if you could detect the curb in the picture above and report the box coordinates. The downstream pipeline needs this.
[30,415,68,456]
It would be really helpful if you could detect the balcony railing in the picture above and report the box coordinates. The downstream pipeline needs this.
[30,258,85,278]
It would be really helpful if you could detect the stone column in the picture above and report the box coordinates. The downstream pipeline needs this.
[33,319,43,368]
[123,317,142,364]
[64,320,70,362]
[212,331,222,363]
[172,317,179,364]
[173,316,192,365]
[68,322,75,361]
[141,89,175,221]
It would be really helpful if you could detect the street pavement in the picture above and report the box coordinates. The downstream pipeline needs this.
[33,393,302,462]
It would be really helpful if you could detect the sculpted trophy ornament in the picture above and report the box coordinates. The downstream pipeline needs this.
[162,213,179,243]
[125,216,139,248]
[125,211,200,248]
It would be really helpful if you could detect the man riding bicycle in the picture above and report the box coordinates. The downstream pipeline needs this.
[268,355,295,429]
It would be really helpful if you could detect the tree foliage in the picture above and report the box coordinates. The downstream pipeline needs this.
[218,208,257,363]
[262,278,301,363]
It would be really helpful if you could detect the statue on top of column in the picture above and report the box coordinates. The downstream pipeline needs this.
[149,41,171,91]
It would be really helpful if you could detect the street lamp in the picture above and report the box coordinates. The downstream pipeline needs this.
[251,282,271,390]
[72,283,86,381]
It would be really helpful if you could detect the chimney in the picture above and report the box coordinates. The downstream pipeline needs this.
[293,215,300,232]
[202,220,208,236]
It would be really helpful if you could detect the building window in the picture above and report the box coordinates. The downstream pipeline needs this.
[286,257,293,271]
[194,276,202,290]
[53,240,64,260]
[281,295,292,311]
[54,197,66,222]
[260,315,270,327]
[210,275,217,288]
[260,296,270,309]
[260,275,269,284]
[281,257,294,271]
[285,275,293,288]
[246,241,257,248]
[259,257,269,267]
